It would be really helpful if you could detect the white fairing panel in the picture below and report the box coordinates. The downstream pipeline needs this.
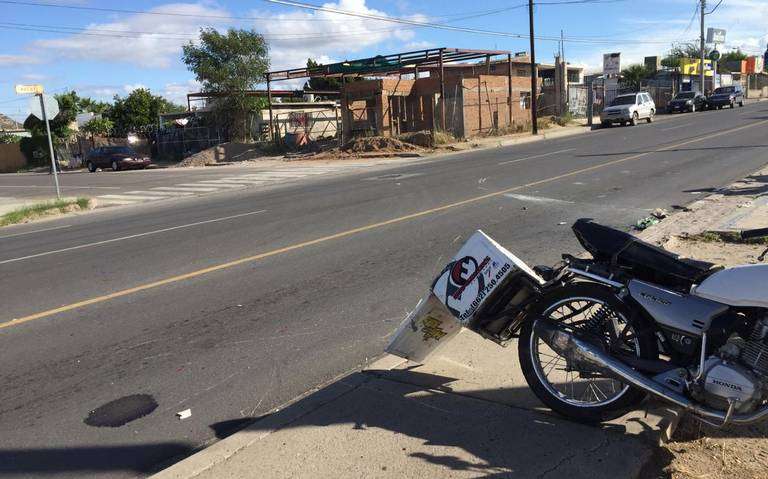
[693,264,768,308]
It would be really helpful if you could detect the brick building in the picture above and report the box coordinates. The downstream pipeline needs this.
[341,59,540,139]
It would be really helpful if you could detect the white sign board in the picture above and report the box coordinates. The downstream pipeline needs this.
[29,94,59,121]
[603,53,621,76]
[706,28,726,44]
[386,230,544,363]
[431,230,543,324]
[385,293,462,363]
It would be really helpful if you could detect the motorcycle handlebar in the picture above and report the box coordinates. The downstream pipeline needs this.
[741,227,768,240]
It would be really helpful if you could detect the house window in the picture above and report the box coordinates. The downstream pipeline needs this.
[520,91,531,109]
[567,71,580,83]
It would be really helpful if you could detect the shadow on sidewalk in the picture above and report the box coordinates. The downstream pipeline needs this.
[199,369,669,478]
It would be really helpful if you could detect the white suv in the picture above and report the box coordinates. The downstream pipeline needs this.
[600,92,656,127]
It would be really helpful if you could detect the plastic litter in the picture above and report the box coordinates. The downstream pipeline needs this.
[635,216,660,230]
[177,409,192,420]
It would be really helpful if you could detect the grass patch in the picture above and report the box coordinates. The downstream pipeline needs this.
[0,198,91,227]
[685,230,768,245]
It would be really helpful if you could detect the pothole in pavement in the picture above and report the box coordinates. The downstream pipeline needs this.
[84,394,158,427]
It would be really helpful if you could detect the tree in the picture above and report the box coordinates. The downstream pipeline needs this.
[0,132,20,144]
[109,88,183,135]
[81,117,114,138]
[20,90,81,165]
[620,64,650,90]
[182,28,269,141]
[661,42,713,68]
[78,97,111,116]
[303,58,362,99]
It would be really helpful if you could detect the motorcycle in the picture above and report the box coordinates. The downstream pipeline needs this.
[386,219,768,426]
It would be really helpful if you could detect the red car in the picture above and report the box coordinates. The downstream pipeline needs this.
[86,146,151,172]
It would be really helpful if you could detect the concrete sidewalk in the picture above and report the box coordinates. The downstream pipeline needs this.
[152,329,672,479]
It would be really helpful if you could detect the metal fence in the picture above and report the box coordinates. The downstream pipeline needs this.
[156,126,223,161]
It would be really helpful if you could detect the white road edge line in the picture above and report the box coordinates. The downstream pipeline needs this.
[498,148,576,165]
[0,224,72,240]
[0,209,267,265]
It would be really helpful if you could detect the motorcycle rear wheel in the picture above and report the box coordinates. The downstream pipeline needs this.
[519,283,658,423]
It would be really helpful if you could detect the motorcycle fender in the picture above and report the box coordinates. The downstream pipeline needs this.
[385,292,462,364]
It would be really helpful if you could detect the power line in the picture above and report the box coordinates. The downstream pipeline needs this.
[681,1,699,36]
[265,0,690,45]
[0,0,689,46]
[706,0,724,14]
[0,0,528,23]
[0,19,692,46]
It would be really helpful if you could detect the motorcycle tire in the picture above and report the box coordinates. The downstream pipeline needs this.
[519,282,658,423]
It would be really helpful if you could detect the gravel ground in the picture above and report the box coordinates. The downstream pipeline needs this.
[637,166,768,479]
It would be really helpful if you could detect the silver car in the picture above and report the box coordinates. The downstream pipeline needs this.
[600,92,656,127]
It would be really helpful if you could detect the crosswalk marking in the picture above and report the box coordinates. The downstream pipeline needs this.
[179,183,244,188]
[98,194,169,201]
[92,163,379,206]
[153,186,219,192]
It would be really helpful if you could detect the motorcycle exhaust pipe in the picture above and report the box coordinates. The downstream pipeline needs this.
[533,319,768,425]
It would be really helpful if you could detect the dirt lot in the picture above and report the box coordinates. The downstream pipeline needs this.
[637,167,768,479]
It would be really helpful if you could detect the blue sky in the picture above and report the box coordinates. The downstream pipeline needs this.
[1,0,766,121]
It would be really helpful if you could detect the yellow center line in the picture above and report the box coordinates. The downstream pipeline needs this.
[3,118,767,331]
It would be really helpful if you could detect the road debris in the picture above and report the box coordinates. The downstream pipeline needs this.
[177,409,192,420]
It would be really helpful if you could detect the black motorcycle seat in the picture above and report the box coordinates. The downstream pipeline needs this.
[572,219,718,289]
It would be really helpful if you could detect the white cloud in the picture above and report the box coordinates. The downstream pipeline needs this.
[0,54,40,66]
[163,79,202,105]
[123,83,148,93]
[252,0,423,72]
[34,3,231,68]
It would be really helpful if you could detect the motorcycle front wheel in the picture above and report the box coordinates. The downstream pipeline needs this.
[519,282,658,423]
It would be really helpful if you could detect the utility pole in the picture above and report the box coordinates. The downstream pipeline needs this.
[700,0,706,94]
[528,0,538,135]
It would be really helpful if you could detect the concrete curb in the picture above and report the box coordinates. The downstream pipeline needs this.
[150,355,407,479]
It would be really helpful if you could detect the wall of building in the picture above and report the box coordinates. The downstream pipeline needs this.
[0,144,26,173]
[340,70,536,140]
[460,75,533,137]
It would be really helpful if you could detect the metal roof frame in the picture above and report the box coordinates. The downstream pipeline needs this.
[266,47,512,82]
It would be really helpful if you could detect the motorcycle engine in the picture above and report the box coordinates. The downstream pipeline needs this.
[697,317,768,412]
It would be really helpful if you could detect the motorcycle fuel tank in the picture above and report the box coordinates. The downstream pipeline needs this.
[693,264,768,308]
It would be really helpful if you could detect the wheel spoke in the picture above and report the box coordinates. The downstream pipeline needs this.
[532,295,640,408]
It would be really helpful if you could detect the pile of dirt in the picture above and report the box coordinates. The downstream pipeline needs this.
[343,136,420,153]
[176,148,217,167]
[397,130,434,148]
[175,143,264,167]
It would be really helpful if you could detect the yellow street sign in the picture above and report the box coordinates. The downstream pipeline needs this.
[15,84,44,95]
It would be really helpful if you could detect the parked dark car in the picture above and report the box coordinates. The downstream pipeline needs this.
[667,91,706,113]
[706,85,745,109]
[86,146,151,172]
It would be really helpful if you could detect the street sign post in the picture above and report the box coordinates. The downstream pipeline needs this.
[15,84,44,95]
[15,85,61,199]
[29,94,59,121]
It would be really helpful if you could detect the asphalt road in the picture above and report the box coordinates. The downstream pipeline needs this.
[1,102,768,478]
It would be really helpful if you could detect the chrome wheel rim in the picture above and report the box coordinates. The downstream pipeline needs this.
[530,296,640,408]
